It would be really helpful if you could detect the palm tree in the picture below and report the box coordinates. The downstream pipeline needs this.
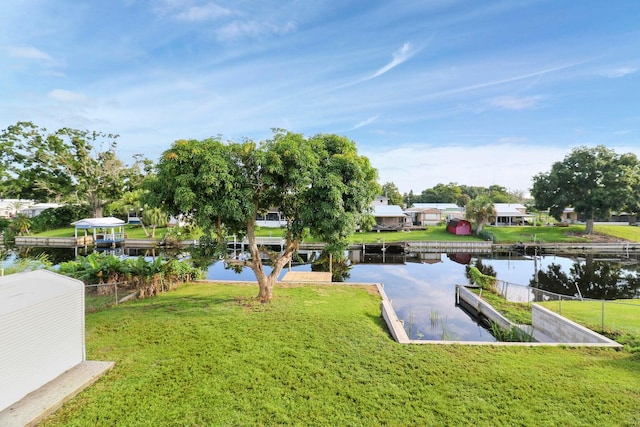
[109,189,150,236]
[465,195,496,235]
[11,214,31,236]
[142,207,168,238]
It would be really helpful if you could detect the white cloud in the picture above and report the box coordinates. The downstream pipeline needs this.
[48,89,89,103]
[370,42,420,79]
[600,67,637,78]
[489,95,545,110]
[6,45,53,62]
[350,116,379,131]
[174,3,233,21]
[215,20,296,41]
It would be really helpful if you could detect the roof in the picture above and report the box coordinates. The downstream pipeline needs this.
[372,205,407,217]
[493,203,531,216]
[71,217,125,228]
[411,203,462,211]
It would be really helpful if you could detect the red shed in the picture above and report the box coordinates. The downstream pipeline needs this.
[446,219,472,236]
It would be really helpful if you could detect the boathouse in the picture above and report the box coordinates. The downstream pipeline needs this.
[71,217,126,246]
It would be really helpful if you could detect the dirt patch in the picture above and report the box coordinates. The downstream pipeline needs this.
[566,232,624,243]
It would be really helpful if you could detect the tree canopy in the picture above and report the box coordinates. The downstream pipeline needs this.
[0,122,148,217]
[146,130,378,302]
[532,145,640,234]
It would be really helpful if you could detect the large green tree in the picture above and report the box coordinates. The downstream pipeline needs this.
[0,122,148,217]
[146,130,378,302]
[532,145,640,234]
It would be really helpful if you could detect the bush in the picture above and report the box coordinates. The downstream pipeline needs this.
[30,205,91,232]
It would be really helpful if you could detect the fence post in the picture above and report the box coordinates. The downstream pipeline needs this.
[558,297,562,315]
[601,299,605,332]
[115,283,118,306]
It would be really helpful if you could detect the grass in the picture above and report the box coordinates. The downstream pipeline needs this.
[42,283,640,426]
[471,288,533,325]
[594,224,640,242]
[538,299,640,351]
[485,224,591,243]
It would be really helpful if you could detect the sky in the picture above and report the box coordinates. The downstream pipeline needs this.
[1,0,639,196]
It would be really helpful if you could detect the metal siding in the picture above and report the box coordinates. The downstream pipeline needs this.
[0,280,84,412]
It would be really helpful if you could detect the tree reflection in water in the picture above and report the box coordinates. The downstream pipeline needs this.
[531,254,640,299]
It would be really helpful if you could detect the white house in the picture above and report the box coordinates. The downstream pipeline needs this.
[0,199,34,218]
[372,205,409,231]
[492,203,536,226]
[405,203,464,226]
[20,202,63,218]
[0,270,85,412]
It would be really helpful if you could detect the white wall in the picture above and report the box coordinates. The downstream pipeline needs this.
[0,270,85,411]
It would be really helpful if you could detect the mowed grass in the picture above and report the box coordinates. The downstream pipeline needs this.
[539,299,640,350]
[594,224,640,242]
[42,283,640,427]
[485,224,591,243]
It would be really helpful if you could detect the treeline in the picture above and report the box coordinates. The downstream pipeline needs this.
[381,182,524,207]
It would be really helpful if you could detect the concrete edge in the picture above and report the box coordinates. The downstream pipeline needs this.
[0,360,114,427]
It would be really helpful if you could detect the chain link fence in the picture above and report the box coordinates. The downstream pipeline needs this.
[494,279,640,337]
[84,279,175,313]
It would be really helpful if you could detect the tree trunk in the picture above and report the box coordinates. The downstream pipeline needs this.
[585,218,594,235]
[245,220,298,303]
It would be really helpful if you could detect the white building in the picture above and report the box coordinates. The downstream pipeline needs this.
[0,270,85,412]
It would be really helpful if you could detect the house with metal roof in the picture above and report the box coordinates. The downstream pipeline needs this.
[405,203,464,226]
[492,203,536,226]
[371,205,409,231]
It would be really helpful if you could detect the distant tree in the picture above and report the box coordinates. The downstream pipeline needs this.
[420,183,463,204]
[403,190,416,207]
[532,145,640,234]
[465,194,496,235]
[0,122,149,216]
[381,182,403,206]
[146,130,378,302]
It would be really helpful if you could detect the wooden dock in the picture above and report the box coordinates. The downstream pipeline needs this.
[14,236,93,248]
[280,271,332,282]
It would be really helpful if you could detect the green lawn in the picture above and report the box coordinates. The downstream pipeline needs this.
[594,224,640,242]
[42,283,640,426]
[485,224,591,243]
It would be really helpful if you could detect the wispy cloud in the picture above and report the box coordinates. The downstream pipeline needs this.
[349,116,379,131]
[489,95,545,110]
[173,3,233,21]
[5,45,54,62]
[215,20,297,41]
[370,42,420,79]
[48,89,89,103]
[600,67,638,78]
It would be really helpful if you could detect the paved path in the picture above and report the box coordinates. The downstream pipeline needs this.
[0,360,114,427]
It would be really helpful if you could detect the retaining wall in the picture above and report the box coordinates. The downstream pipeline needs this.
[531,304,621,346]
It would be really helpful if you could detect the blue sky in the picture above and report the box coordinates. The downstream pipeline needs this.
[2,1,639,195]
